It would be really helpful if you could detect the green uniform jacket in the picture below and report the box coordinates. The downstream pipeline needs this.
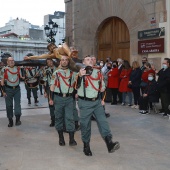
[51,68,77,94]
[2,66,20,86]
[77,68,105,98]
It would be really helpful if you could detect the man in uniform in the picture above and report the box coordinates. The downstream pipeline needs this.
[76,56,120,156]
[1,57,23,127]
[43,58,56,127]
[24,66,39,105]
[49,55,77,146]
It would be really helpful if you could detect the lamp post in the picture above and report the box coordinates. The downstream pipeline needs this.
[44,20,58,43]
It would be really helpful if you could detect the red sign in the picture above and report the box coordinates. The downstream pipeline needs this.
[138,38,164,54]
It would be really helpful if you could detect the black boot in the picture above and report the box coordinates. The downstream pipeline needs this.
[15,115,21,126]
[83,142,92,156]
[58,131,65,146]
[28,98,31,104]
[104,136,120,153]
[8,118,13,127]
[69,132,77,146]
[75,121,80,131]
[34,98,39,103]
[49,117,55,127]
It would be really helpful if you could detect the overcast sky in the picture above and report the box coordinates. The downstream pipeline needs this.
[0,0,65,27]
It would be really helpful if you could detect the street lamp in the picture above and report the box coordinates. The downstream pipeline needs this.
[44,20,58,43]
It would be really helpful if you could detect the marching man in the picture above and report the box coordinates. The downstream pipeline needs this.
[76,56,120,156]
[1,57,24,127]
[49,55,77,146]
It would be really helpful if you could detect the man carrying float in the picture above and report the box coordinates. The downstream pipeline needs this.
[49,55,77,146]
[76,56,120,156]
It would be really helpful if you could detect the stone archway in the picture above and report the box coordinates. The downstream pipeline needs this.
[97,17,130,62]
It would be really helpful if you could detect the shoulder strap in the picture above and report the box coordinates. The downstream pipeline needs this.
[56,72,62,93]
[98,71,102,97]
[17,67,20,78]
[67,70,72,94]
[83,76,86,98]
[4,68,8,80]
[28,69,34,77]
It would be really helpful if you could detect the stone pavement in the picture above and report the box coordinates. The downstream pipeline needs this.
[0,82,170,170]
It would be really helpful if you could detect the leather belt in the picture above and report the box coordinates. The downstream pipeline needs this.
[78,96,99,101]
[54,92,73,97]
[5,85,19,89]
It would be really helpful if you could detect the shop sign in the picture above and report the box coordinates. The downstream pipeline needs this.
[138,27,165,39]
[138,38,164,54]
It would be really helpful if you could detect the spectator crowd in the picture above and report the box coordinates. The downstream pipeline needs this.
[97,56,170,116]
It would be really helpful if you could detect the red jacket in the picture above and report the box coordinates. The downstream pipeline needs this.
[141,69,155,83]
[107,67,119,88]
[119,68,132,92]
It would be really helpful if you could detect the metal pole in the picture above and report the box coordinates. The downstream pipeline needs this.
[72,0,75,46]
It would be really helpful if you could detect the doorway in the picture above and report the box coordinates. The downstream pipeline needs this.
[97,17,130,61]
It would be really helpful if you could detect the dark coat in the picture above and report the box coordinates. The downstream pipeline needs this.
[130,68,142,87]
[144,80,159,102]
[157,67,170,93]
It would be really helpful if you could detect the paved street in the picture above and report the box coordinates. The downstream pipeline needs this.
[0,82,170,170]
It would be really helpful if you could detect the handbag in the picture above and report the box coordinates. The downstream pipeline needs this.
[140,81,148,88]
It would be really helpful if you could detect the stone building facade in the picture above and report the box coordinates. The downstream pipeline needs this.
[65,0,169,69]
[0,38,48,61]
[0,18,44,40]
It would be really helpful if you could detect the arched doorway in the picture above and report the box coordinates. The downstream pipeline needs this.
[97,17,130,61]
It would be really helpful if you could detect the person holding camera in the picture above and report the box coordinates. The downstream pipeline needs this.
[76,56,120,156]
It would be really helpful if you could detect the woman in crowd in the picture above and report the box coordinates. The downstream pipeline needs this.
[129,61,142,109]
[140,62,155,94]
[139,73,159,114]
[99,60,105,68]
[107,61,119,105]
[119,60,132,106]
